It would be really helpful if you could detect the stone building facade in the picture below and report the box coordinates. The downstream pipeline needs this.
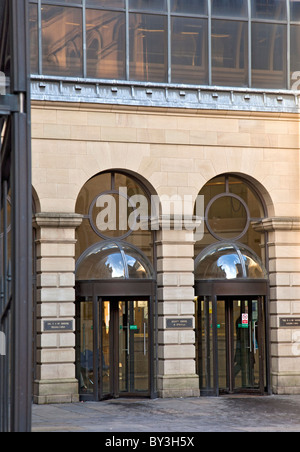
[29,0,300,404]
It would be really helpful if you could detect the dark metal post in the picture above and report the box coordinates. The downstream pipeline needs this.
[0,0,32,432]
[11,0,32,432]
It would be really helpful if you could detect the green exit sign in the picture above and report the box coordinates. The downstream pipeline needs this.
[130,325,138,331]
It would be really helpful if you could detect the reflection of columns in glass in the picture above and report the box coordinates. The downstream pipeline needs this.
[31,0,293,89]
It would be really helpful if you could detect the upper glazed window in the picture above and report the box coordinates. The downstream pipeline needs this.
[87,0,125,8]
[171,0,208,15]
[211,0,248,18]
[129,0,167,12]
[251,0,287,20]
[30,0,297,90]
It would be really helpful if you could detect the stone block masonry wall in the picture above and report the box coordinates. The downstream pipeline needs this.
[255,218,300,394]
[31,102,300,400]
[269,220,300,395]
[33,213,82,404]
[156,222,200,398]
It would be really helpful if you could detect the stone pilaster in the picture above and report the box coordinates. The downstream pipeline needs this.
[33,213,83,404]
[254,217,300,395]
[156,217,200,398]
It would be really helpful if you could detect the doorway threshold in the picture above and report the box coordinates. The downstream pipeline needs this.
[220,393,267,398]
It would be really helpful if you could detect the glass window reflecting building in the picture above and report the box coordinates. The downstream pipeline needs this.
[29,0,300,89]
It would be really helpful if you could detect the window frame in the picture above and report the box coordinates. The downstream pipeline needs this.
[29,0,295,90]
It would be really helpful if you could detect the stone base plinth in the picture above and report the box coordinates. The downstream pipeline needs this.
[157,374,200,398]
[33,379,79,404]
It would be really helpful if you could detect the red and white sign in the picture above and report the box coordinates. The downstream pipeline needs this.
[242,313,248,325]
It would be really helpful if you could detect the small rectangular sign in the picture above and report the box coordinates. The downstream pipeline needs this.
[166,318,193,329]
[44,320,73,332]
[242,313,248,325]
[280,318,300,328]
[130,325,138,331]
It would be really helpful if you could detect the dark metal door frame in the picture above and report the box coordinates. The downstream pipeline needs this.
[258,295,266,395]
[218,296,265,395]
[195,279,270,397]
[76,280,156,401]
[99,298,152,400]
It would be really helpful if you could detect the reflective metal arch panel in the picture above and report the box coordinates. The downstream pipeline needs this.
[195,242,268,281]
[76,240,155,281]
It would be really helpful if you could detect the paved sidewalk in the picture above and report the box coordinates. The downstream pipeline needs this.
[32,395,300,432]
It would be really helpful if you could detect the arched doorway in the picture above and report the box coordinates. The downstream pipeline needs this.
[194,175,270,396]
[76,241,155,401]
[74,171,157,401]
[195,242,269,396]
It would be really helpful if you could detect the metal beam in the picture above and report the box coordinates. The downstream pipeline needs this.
[0,0,32,433]
[10,0,32,433]
[0,94,20,114]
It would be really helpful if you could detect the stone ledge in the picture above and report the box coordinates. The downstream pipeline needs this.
[252,217,300,232]
[33,213,83,229]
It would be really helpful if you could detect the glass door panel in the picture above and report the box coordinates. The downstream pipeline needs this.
[78,295,152,400]
[197,297,215,395]
[119,300,149,395]
[101,301,111,397]
[119,301,128,393]
[214,297,265,394]
[233,299,251,389]
[217,300,227,392]
[133,300,149,392]
[233,299,260,391]
[79,300,94,396]
[197,294,267,396]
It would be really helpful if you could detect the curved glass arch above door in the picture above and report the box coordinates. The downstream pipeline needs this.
[75,170,155,267]
[194,174,268,265]
[76,240,155,281]
[195,241,268,281]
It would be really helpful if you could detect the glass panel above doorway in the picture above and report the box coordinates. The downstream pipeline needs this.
[77,243,126,279]
[75,171,154,265]
[206,194,248,240]
[195,242,268,280]
[76,241,154,280]
[195,174,267,262]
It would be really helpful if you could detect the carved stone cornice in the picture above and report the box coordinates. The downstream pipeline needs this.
[252,217,300,232]
[33,213,83,229]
